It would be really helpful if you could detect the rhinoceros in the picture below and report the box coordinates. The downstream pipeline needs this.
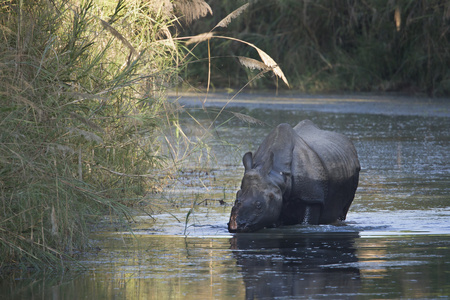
[228,120,360,233]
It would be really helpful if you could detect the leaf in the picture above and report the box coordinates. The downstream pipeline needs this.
[183,208,193,236]
[160,26,176,49]
[99,19,138,58]
[185,32,214,45]
[70,112,104,133]
[255,47,290,87]
[51,206,58,236]
[14,95,44,120]
[238,56,269,71]
[395,5,401,31]
[68,127,103,144]
[213,3,249,29]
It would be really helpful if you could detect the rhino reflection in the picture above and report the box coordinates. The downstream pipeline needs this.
[231,232,360,299]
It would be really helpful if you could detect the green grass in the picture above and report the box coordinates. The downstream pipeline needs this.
[0,0,185,271]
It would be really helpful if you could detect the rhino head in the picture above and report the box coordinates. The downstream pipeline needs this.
[228,151,288,233]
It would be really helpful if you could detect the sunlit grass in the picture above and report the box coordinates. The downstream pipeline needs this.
[0,0,187,270]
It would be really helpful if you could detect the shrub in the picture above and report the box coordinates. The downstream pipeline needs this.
[184,0,450,95]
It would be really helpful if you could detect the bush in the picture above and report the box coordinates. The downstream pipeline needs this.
[184,0,450,95]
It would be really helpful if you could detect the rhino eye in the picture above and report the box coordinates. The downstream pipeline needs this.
[255,201,262,209]
[268,193,275,201]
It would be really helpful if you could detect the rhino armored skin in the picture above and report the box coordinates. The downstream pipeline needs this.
[228,120,360,233]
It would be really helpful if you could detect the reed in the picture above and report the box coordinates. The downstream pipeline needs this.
[0,0,186,271]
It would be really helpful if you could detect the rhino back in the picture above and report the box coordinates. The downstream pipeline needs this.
[291,120,360,223]
[294,120,359,180]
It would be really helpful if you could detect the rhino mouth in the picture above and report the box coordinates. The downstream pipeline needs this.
[228,219,257,233]
[227,220,238,233]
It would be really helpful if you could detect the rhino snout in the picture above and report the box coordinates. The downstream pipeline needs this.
[228,215,249,233]
[228,217,238,233]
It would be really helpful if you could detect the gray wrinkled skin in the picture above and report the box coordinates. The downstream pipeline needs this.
[228,120,360,233]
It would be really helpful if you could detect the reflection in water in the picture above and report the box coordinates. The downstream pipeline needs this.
[1,234,449,299]
[230,232,361,299]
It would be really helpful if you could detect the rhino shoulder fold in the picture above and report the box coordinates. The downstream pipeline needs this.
[291,138,328,205]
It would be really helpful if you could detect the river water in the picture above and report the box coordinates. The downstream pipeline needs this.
[2,93,449,299]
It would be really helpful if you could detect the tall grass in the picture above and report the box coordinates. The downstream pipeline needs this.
[184,0,450,96]
[0,0,184,270]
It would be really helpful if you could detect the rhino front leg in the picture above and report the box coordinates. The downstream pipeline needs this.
[301,204,321,225]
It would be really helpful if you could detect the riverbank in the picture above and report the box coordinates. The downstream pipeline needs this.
[168,91,450,117]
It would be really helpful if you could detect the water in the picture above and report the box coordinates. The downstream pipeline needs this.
[2,93,449,299]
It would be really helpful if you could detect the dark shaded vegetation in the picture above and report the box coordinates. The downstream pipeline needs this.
[184,0,450,96]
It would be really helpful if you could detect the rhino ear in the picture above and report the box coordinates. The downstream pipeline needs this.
[243,152,253,171]
[261,152,274,175]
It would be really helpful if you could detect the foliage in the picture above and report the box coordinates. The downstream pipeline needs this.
[184,0,450,96]
[0,0,184,270]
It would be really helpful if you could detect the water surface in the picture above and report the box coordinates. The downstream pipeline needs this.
[2,93,449,299]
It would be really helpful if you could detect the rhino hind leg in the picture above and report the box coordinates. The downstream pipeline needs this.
[339,200,352,221]
[301,204,321,225]
[338,173,360,221]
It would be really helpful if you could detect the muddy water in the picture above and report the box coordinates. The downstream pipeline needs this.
[2,93,449,299]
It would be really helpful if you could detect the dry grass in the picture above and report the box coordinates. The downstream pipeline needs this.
[175,0,213,24]
[182,32,290,87]
[213,3,249,30]
[0,0,201,271]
